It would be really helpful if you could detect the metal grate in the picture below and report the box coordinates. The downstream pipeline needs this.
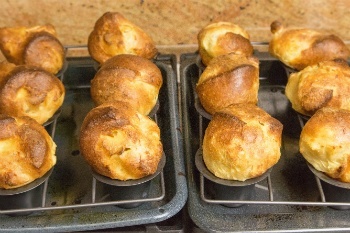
[196,113,348,208]
[0,50,179,218]
[181,51,350,233]
[0,78,166,217]
[191,52,350,209]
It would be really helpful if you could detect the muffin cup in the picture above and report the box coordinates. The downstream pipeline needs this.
[296,112,311,128]
[43,107,62,138]
[194,95,212,121]
[307,162,350,210]
[92,153,166,209]
[56,58,69,81]
[193,96,212,146]
[92,60,100,72]
[43,107,62,127]
[195,55,206,75]
[0,168,53,216]
[282,63,298,78]
[148,100,160,118]
[195,149,272,208]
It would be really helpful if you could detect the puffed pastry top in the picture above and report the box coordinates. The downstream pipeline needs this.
[300,107,350,182]
[0,114,56,189]
[196,53,259,115]
[0,61,65,124]
[285,60,350,116]
[0,24,65,74]
[269,20,350,70]
[90,54,162,115]
[198,21,253,66]
[79,101,163,181]
[88,12,158,64]
[202,103,283,181]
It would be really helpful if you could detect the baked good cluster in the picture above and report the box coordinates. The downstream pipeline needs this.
[0,23,66,189]
[197,19,350,184]
[0,11,163,189]
[82,12,163,181]
[196,21,283,182]
[268,21,350,183]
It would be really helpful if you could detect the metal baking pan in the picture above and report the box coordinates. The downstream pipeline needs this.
[0,52,187,232]
[180,51,350,232]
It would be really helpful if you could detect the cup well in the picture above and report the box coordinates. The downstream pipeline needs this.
[195,149,271,208]
[281,63,298,78]
[195,55,206,75]
[91,153,166,209]
[0,168,53,216]
[56,58,69,81]
[307,162,350,210]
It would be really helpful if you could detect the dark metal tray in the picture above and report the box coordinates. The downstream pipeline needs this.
[180,52,350,232]
[0,53,187,232]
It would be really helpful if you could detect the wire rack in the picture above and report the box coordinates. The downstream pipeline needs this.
[181,51,350,232]
[0,50,187,233]
[196,113,350,208]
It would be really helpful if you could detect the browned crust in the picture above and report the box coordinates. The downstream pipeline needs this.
[285,60,350,116]
[101,54,162,87]
[269,21,350,70]
[88,12,158,64]
[0,24,63,74]
[300,108,350,182]
[294,35,350,70]
[0,114,56,189]
[199,32,253,66]
[198,22,253,66]
[270,20,283,34]
[23,31,65,74]
[79,101,163,180]
[0,65,65,124]
[196,53,259,115]
[300,87,333,114]
[202,103,283,181]
[196,65,259,114]
[90,54,162,115]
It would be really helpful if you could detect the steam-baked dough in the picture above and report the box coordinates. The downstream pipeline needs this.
[300,107,350,182]
[196,53,259,115]
[285,60,350,116]
[88,12,158,64]
[79,101,163,180]
[198,21,253,66]
[269,20,350,70]
[0,114,56,189]
[90,54,162,115]
[202,103,283,181]
[0,62,65,124]
[0,24,65,74]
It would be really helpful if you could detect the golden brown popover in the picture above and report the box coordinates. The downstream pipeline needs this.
[88,12,158,64]
[198,21,253,66]
[0,24,65,74]
[300,107,350,182]
[269,20,350,70]
[79,101,163,180]
[0,62,65,124]
[285,59,350,116]
[0,114,56,189]
[202,103,283,181]
[90,54,162,115]
[196,53,259,115]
